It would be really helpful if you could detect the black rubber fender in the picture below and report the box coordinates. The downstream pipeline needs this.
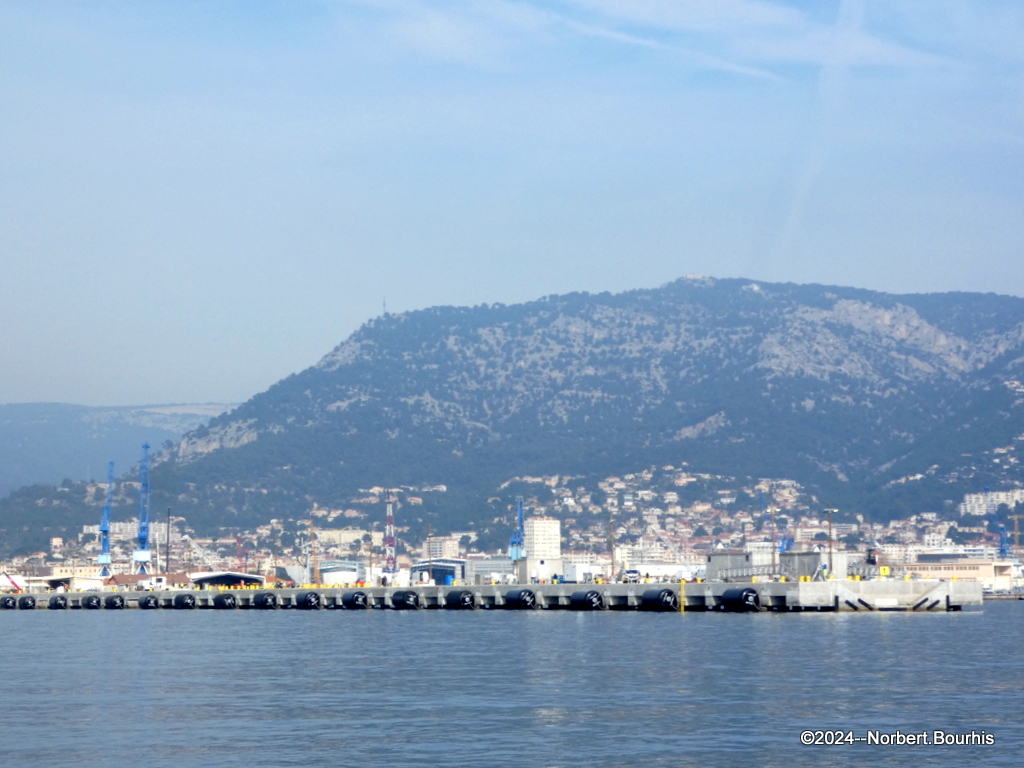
[569,590,605,610]
[138,594,160,610]
[640,588,680,612]
[81,594,101,610]
[253,591,278,609]
[48,595,68,610]
[445,589,476,609]
[18,595,37,610]
[1,595,18,610]
[104,594,126,610]
[504,588,538,609]
[341,590,368,609]
[213,592,237,610]
[173,592,197,610]
[719,587,761,612]
[391,590,420,610]
[295,591,322,610]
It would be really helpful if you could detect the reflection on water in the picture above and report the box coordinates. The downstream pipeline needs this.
[0,603,1021,767]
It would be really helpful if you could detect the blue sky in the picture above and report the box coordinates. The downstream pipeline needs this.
[1,0,1022,406]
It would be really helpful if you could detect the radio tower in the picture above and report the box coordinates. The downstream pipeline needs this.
[384,490,397,577]
[133,444,152,574]
[98,461,114,577]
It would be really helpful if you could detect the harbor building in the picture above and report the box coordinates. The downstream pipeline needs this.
[901,556,1016,591]
[517,517,563,583]
[410,558,466,585]
[524,517,561,559]
[465,556,516,584]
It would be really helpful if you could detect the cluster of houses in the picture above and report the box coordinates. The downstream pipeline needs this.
[4,465,1023,592]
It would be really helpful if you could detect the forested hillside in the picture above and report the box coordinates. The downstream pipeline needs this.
[3,277,1023,556]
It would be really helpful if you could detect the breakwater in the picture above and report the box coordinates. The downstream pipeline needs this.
[0,578,981,612]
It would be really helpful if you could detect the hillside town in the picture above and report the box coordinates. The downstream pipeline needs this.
[4,461,1023,594]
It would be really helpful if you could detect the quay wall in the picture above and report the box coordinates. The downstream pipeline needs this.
[0,579,982,613]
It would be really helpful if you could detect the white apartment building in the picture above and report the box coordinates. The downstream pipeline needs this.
[959,490,1024,516]
[880,543,909,563]
[524,517,561,560]
[423,536,460,559]
[923,532,951,548]
[81,521,181,543]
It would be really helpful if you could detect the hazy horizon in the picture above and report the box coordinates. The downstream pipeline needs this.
[5,273,1023,410]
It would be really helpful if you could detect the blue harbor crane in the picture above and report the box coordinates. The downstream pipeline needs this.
[508,496,525,561]
[998,524,1011,560]
[98,461,114,577]
[133,443,152,575]
[778,528,795,555]
[985,486,1012,559]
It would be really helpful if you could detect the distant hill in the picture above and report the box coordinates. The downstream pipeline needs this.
[0,403,234,497]
[2,277,1023,557]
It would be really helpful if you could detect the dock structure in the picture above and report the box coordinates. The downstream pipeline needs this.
[0,579,982,612]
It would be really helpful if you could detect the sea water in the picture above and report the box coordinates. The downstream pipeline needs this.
[1,601,1021,767]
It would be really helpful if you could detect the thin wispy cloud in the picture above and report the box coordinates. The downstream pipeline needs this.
[562,0,805,33]
[564,20,780,79]
[347,0,556,67]
[345,0,952,79]
[566,0,950,70]
[2,0,1021,404]
[776,0,864,260]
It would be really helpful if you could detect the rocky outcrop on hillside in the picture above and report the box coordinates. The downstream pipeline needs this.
[144,277,1024,535]
[8,276,1023,559]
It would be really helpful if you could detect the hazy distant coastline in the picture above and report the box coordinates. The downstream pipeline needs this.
[0,402,236,497]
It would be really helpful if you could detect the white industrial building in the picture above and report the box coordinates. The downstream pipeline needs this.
[518,517,563,582]
[524,517,561,559]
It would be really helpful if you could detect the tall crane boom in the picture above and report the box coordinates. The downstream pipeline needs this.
[133,443,152,574]
[509,496,525,561]
[307,519,321,585]
[181,534,217,570]
[758,490,777,575]
[998,524,1011,560]
[987,487,1012,559]
[384,490,396,575]
[1009,515,1023,557]
[98,461,114,577]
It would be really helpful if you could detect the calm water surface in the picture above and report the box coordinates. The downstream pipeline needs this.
[1,601,1021,767]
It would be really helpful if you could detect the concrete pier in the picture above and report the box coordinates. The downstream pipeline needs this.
[0,579,982,612]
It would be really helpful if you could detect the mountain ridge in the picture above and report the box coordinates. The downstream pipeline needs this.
[161,276,1024,524]
[2,276,1023,556]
